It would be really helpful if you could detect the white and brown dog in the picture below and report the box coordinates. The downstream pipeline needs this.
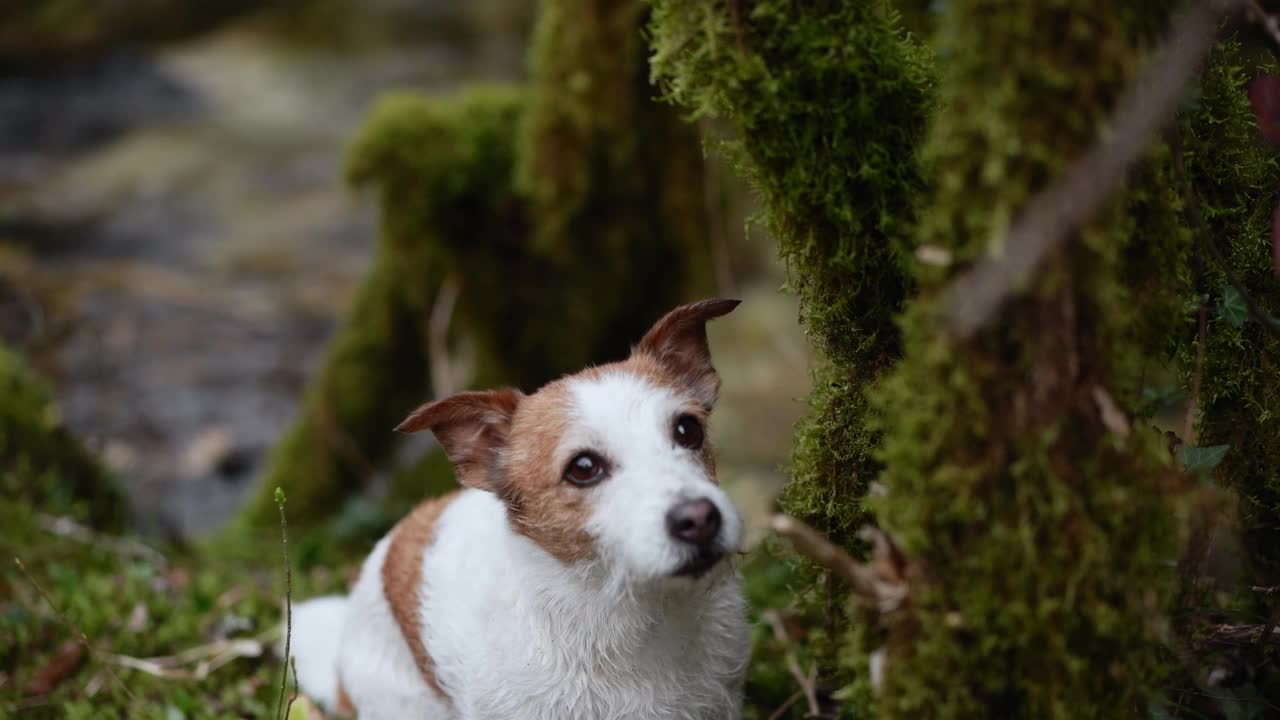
[291,299,750,719]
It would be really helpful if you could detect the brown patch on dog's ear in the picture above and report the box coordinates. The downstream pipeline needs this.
[633,298,740,407]
[395,389,523,489]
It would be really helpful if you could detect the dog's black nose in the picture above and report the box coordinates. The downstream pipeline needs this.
[666,498,721,546]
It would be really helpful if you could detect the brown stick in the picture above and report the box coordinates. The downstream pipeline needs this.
[769,515,878,597]
[762,610,820,717]
[13,557,137,703]
[940,0,1240,338]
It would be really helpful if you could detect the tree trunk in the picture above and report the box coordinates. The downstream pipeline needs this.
[872,2,1176,716]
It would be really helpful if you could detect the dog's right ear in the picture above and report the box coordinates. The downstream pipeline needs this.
[395,389,523,490]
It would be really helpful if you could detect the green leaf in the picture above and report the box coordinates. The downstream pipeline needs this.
[1219,284,1247,327]
[1181,444,1230,475]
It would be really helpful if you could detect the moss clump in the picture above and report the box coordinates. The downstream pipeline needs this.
[649,0,932,549]
[231,88,523,532]
[871,2,1177,716]
[1177,42,1280,586]
[0,345,125,531]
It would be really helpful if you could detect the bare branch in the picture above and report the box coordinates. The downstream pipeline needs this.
[762,609,820,717]
[36,514,167,569]
[769,515,909,612]
[940,0,1241,338]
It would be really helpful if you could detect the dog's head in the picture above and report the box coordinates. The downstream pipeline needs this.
[396,299,743,583]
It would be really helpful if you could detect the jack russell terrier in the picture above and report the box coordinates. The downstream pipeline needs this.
[291,299,750,719]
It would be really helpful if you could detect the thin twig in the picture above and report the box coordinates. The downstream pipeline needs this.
[286,656,299,720]
[12,557,137,703]
[768,690,804,720]
[940,0,1241,338]
[106,638,264,680]
[35,514,167,569]
[762,610,820,718]
[1247,0,1280,46]
[769,515,909,612]
[427,272,465,398]
[274,488,293,720]
[1185,305,1207,443]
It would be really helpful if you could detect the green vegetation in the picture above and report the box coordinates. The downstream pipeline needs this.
[0,346,126,532]
[232,0,711,531]
[1177,43,1280,588]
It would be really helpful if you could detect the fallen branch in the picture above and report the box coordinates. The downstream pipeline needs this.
[940,0,1241,338]
[106,638,264,681]
[762,610,820,718]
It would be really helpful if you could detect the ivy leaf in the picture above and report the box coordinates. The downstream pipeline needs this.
[1248,75,1280,145]
[1181,444,1229,475]
[1219,284,1247,328]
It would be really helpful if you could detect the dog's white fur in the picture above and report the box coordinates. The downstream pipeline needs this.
[290,300,749,720]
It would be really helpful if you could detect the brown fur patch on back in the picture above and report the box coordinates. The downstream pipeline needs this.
[381,492,457,702]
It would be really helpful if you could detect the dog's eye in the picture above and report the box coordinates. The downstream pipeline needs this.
[564,452,606,486]
[673,414,704,450]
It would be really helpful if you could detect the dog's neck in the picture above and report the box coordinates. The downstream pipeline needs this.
[497,515,731,660]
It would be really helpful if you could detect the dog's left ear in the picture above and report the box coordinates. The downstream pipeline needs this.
[395,388,524,490]
[634,298,740,408]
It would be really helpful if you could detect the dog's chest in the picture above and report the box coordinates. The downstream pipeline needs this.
[463,613,743,720]
[431,580,747,720]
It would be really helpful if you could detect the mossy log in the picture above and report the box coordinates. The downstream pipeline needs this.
[0,345,125,531]
[231,0,712,532]
[871,2,1177,716]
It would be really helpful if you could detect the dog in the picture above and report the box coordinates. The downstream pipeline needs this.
[290,299,750,719]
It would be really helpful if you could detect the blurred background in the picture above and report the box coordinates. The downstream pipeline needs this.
[0,0,810,543]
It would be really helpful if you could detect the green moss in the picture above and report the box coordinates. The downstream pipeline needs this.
[229,88,522,533]
[871,2,1177,716]
[0,497,352,718]
[1177,42,1280,586]
[512,0,713,378]
[649,0,932,543]
[234,0,715,532]
[649,1,932,699]
[0,346,125,531]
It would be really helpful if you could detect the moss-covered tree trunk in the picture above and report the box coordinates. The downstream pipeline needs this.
[230,0,711,532]
[649,0,933,701]
[872,2,1176,716]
